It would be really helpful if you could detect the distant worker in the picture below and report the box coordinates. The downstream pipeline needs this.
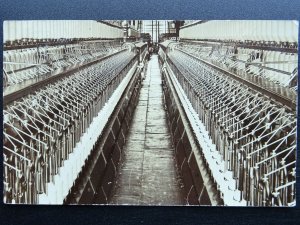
[148,46,153,60]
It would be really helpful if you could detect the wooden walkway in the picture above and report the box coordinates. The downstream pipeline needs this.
[110,55,184,205]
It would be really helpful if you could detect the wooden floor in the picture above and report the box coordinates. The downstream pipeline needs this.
[110,55,185,205]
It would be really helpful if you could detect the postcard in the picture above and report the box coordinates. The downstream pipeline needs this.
[3,20,298,207]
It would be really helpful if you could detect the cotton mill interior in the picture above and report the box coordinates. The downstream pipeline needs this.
[2,20,298,206]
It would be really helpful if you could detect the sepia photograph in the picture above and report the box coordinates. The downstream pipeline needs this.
[2,20,298,207]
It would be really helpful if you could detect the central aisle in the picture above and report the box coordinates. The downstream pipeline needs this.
[110,55,184,205]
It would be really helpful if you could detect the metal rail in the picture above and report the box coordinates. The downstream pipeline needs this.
[176,48,297,111]
[179,39,298,54]
[3,49,126,105]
